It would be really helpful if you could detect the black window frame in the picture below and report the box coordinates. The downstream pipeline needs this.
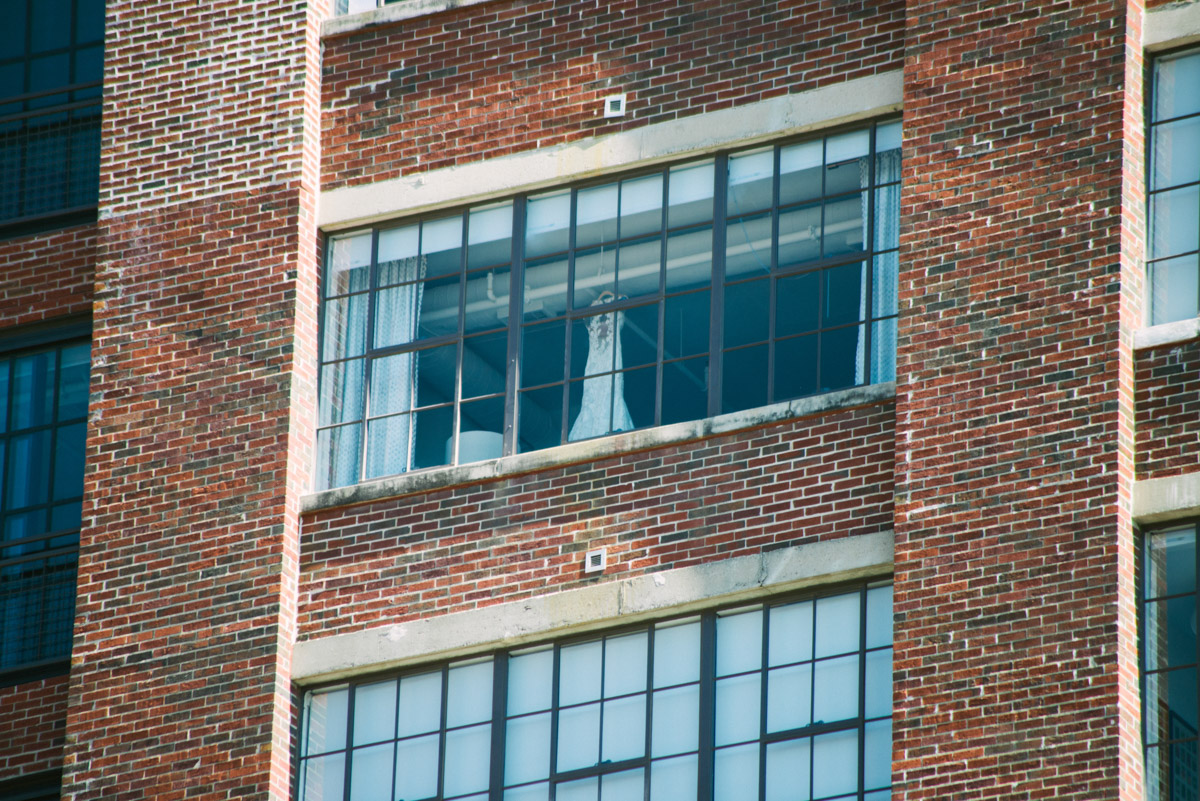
[295,579,893,801]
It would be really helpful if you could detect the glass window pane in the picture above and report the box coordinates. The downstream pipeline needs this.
[825,130,870,195]
[815,593,861,658]
[662,356,708,426]
[726,213,773,279]
[724,279,769,348]
[601,768,644,801]
[468,203,513,269]
[811,729,858,800]
[415,276,463,341]
[574,248,618,309]
[1150,185,1200,260]
[465,266,511,334]
[767,663,812,733]
[1156,51,1200,121]
[870,317,897,384]
[577,183,620,249]
[304,688,349,756]
[618,237,662,300]
[8,430,50,508]
[557,777,599,801]
[316,423,362,491]
[518,386,564,453]
[12,352,54,430]
[820,325,864,393]
[365,413,412,479]
[322,295,368,361]
[412,405,454,470]
[398,671,443,737]
[526,191,571,258]
[57,343,90,420]
[728,149,774,214]
[664,291,709,360]
[722,344,767,414]
[1147,528,1197,599]
[813,654,859,724]
[560,640,603,705]
[505,712,551,786]
[873,253,899,319]
[669,161,714,229]
[395,734,440,801]
[650,754,698,801]
[865,649,892,720]
[665,226,712,292]
[778,203,821,269]
[422,216,464,278]
[601,695,646,762]
[717,609,762,676]
[378,225,420,285]
[1146,596,1198,670]
[621,173,664,239]
[508,648,553,715]
[774,334,817,401]
[353,680,397,745]
[301,753,346,801]
[604,632,648,697]
[769,601,813,666]
[715,673,760,746]
[619,304,659,370]
[780,139,823,205]
[557,702,601,772]
[349,742,392,801]
[864,719,891,791]
[1146,668,1200,746]
[444,723,491,797]
[713,743,759,801]
[31,0,71,52]
[52,422,85,501]
[327,233,372,297]
[765,738,812,801]
[522,320,566,388]
[652,685,699,757]
[458,399,504,463]
[654,620,700,688]
[505,783,550,801]
[1149,254,1199,326]
[866,586,893,648]
[320,359,365,427]
[462,331,508,399]
[874,184,900,251]
[777,271,819,338]
[823,194,867,258]
[447,660,493,728]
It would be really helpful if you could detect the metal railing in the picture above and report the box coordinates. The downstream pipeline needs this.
[0,82,102,230]
[0,528,78,674]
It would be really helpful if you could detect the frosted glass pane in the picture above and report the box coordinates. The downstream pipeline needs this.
[717,609,762,676]
[327,233,371,297]
[769,601,813,666]
[558,777,598,801]
[668,161,715,228]
[443,723,491,797]
[422,215,463,278]
[650,754,698,801]
[508,649,553,715]
[728,149,775,215]
[577,183,619,248]
[715,673,761,746]
[1153,117,1200,190]
[349,743,391,801]
[865,649,892,719]
[1150,254,1200,326]
[395,734,439,801]
[866,586,892,648]
[767,664,812,733]
[621,173,663,239]
[557,702,600,772]
[766,738,811,801]
[398,671,443,737]
[714,744,759,801]
[301,753,346,801]
[526,191,571,258]
[780,139,823,205]
[604,632,648,697]
[654,621,700,688]
[322,294,367,361]
[1150,185,1200,260]
[353,680,397,745]
[505,712,550,786]
[876,121,902,154]
[864,719,891,791]
[813,655,858,724]
[304,688,349,756]
[560,640,603,705]
[1156,51,1200,121]
[602,768,644,801]
[378,224,418,268]
[815,594,860,658]
[504,783,549,801]
[447,661,493,728]
[865,791,891,801]
[652,685,699,757]
[812,729,857,799]
[602,695,646,762]
[827,129,870,163]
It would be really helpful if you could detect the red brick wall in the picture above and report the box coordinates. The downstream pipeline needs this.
[0,676,68,780]
[320,0,905,191]
[1136,340,1200,480]
[894,1,1132,799]
[62,0,328,799]
[0,223,95,327]
[300,403,894,638]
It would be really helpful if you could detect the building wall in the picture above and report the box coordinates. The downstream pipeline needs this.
[320,0,905,191]
[0,225,95,326]
[1136,339,1200,481]
[0,676,68,780]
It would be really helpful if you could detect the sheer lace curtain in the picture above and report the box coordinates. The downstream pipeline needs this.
[373,254,426,474]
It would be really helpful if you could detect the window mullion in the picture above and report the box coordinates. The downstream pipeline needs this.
[698,612,717,801]
[550,645,562,800]
[504,199,525,457]
[489,652,509,800]
[358,230,381,484]
[709,155,729,419]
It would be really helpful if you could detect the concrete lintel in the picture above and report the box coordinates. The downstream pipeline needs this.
[1134,473,1200,524]
[302,381,895,513]
[1135,316,1200,350]
[1146,2,1200,51]
[323,0,498,38]
[318,71,903,231]
[293,530,894,684]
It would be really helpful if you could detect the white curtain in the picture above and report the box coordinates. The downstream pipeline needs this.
[372,255,426,473]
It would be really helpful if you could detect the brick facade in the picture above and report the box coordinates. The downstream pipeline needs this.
[1136,340,1200,480]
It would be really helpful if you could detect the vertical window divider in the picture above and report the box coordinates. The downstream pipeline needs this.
[489,651,510,800]
[358,229,381,484]
[343,684,359,801]
[505,199,526,457]
[550,645,562,800]
[766,146,780,406]
[757,604,771,801]
[865,124,878,385]
[655,178,668,428]
[698,612,717,801]
[644,626,657,799]
[562,191,579,447]
[709,155,729,419]
[437,664,450,801]
[452,213,469,467]
[857,586,869,800]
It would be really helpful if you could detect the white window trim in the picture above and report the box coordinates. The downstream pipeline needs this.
[1146,1,1200,52]
[293,529,894,684]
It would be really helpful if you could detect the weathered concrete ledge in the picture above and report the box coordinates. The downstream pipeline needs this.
[319,71,903,231]
[1133,472,1200,524]
[293,530,894,684]
[1146,0,1200,51]
[1134,316,1200,350]
[323,0,499,38]
[302,381,895,513]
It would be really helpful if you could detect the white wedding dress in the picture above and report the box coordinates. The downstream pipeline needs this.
[569,300,634,441]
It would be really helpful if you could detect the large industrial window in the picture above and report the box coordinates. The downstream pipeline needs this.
[1143,523,1200,801]
[0,327,89,677]
[1148,47,1200,325]
[297,582,892,801]
[317,121,900,490]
